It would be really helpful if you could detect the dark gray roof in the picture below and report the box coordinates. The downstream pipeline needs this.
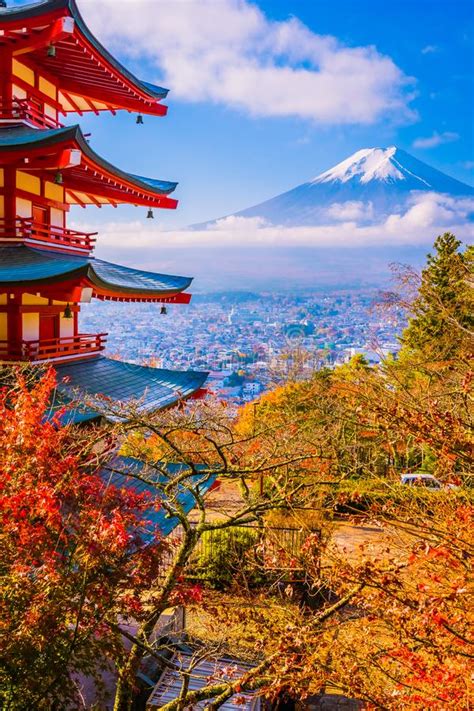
[0,124,177,196]
[54,356,208,423]
[101,456,216,537]
[0,247,192,295]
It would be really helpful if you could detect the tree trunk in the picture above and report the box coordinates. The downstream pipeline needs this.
[113,528,198,711]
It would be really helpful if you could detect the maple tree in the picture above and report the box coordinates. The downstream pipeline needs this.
[91,392,326,710]
[0,367,166,710]
[187,491,472,710]
[99,353,472,709]
[0,364,325,710]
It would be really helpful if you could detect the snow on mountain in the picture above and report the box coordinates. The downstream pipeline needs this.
[311,147,422,185]
[194,147,473,228]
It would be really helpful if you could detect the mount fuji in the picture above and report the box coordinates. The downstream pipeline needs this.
[197,147,473,228]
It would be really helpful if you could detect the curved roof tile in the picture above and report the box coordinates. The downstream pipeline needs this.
[54,356,209,423]
[0,247,192,295]
[0,124,178,196]
[101,456,216,537]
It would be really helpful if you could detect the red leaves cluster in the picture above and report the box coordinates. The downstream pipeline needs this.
[169,583,204,605]
[387,647,469,708]
[0,368,165,707]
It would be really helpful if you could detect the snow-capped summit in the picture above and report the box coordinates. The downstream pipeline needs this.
[311,146,420,185]
[194,146,473,228]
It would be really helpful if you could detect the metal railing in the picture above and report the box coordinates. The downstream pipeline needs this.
[0,333,107,362]
[190,524,318,569]
[157,524,321,581]
[0,217,97,252]
[0,98,63,129]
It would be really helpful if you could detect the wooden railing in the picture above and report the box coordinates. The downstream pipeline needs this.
[0,98,63,129]
[0,218,97,253]
[0,334,107,362]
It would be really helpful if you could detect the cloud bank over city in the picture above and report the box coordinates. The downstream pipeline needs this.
[74,192,474,254]
[81,0,417,125]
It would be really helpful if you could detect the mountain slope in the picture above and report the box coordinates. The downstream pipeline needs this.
[196,147,473,228]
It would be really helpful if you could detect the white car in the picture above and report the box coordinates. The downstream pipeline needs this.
[400,473,457,490]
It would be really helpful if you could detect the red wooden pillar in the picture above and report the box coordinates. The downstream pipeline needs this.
[73,307,79,339]
[0,50,15,226]
[0,49,12,107]
[7,295,22,347]
[3,167,16,224]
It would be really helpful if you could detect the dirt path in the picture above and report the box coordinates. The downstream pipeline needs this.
[330,521,385,555]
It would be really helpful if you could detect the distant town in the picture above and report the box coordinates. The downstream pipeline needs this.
[81,289,404,405]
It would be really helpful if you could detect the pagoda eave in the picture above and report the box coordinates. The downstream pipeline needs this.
[0,125,179,209]
[0,247,193,302]
[2,282,192,305]
[0,0,170,116]
[94,292,192,304]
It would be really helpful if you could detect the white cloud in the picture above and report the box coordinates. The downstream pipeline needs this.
[412,131,459,149]
[209,215,268,231]
[80,0,417,125]
[385,193,474,232]
[325,200,374,221]
[421,44,439,55]
[73,193,474,252]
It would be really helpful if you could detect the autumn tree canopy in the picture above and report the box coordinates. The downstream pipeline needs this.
[0,368,166,710]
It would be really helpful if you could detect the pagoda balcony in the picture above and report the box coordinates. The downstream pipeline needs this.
[0,218,97,253]
[0,98,64,130]
[0,333,107,362]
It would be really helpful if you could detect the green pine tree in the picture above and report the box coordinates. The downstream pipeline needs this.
[400,233,473,360]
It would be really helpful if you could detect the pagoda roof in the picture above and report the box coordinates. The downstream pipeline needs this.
[0,246,192,301]
[101,456,217,537]
[53,356,209,423]
[0,124,178,208]
[0,0,169,116]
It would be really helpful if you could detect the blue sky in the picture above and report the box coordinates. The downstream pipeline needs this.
[71,0,473,229]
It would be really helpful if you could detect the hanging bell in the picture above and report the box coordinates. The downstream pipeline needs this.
[160,305,167,315]
[147,208,154,219]
[47,44,56,58]
[136,114,144,125]
[54,171,63,185]
[63,303,73,319]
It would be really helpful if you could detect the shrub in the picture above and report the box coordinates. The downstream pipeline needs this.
[193,527,260,590]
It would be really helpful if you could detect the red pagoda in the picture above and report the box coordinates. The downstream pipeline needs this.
[0,0,207,422]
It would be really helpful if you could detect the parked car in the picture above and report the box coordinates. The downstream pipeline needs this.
[400,473,457,490]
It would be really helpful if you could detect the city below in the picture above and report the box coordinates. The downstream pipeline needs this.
[81,289,403,404]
